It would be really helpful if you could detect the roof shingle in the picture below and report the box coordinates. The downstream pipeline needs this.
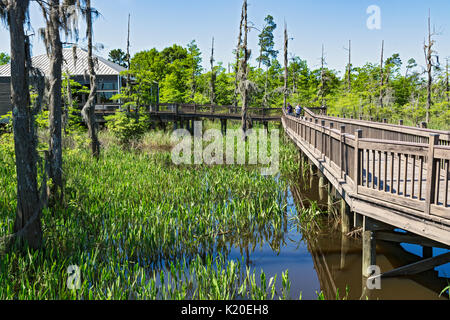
[0,47,126,77]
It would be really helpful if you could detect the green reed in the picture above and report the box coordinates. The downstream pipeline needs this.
[0,122,311,300]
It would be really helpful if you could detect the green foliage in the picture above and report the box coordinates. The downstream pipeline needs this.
[105,111,146,144]
[257,15,278,68]
[0,112,12,133]
[108,48,128,68]
[35,110,49,129]
[0,52,9,65]
[0,127,299,299]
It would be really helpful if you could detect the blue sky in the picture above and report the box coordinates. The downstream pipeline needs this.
[1,0,450,75]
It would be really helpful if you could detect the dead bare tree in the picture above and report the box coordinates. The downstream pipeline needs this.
[62,71,73,133]
[424,10,439,124]
[319,44,326,106]
[346,40,352,91]
[37,0,69,202]
[209,37,216,105]
[237,0,250,138]
[446,58,449,104]
[379,40,384,118]
[233,2,245,108]
[80,0,100,158]
[283,23,288,110]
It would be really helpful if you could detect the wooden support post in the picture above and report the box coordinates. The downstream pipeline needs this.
[362,216,377,278]
[341,198,351,234]
[425,134,439,215]
[354,212,363,228]
[309,158,316,175]
[327,182,334,215]
[319,173,325,201]
[354,130,363,193]
[186,119,191,134]
[264,121,268,133]
[423,246,433,259]
[340,233,350,270]
[340,125,346,179]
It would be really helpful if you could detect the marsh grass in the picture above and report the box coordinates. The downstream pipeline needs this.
[0,121,313,300]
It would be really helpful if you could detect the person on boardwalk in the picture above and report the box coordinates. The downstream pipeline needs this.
[287,103,293,115]
[295,104,302,117]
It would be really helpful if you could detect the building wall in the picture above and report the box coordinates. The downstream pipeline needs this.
[0,77,11,116]
[0,75,121,115]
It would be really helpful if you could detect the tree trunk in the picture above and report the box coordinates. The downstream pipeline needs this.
[210,37,216,105]
[81,0,100,158]
[241,0,248,137]
[348,40,351,91]
[425,12,433,124]
[234,2,244,108]
[47,0,64,201]
[446,59,449,104]
[63,73,73,134]
[8,0,43,249]
[320,44,325,105]
[283,24,288,109]
[379,40,384,116]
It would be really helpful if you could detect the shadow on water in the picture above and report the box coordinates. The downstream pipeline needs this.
[223,168,450,300]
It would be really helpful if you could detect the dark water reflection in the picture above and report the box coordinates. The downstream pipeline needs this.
[227,171,450,300]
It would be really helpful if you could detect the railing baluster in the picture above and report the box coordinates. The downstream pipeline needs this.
[340,125,346,179]
[419,156,424,200]
[378,151,382,190]
[354,130,363,193]
[445,160,449,207]
[404,154,408,197]
[366,149,370,188]
[384,151,388,192]
[372,150,376,189]
[425,134,439,215]
[412,155,416,199]
[390,152,395,194]
[397,153,401,195]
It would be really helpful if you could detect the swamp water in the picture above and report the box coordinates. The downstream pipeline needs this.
[225,171,450,300]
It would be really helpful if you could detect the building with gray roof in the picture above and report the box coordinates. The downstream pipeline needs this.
[0,46,127,115]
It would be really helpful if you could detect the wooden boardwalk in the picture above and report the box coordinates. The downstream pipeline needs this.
[95,103,282,124]
[282,108,450,248]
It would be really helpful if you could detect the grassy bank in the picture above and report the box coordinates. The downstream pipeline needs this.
[0,122,306,300]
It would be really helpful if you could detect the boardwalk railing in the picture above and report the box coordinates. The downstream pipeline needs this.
[283,111,450,221]
[95,103,282,119]
[303,107,450,146]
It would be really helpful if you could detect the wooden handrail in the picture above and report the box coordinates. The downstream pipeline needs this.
[282,111,450,220]
[303,107,450,144]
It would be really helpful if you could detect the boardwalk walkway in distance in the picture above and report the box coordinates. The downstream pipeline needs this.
[95,103,282,128]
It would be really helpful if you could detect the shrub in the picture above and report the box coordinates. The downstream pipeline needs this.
[105,111,146,145]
